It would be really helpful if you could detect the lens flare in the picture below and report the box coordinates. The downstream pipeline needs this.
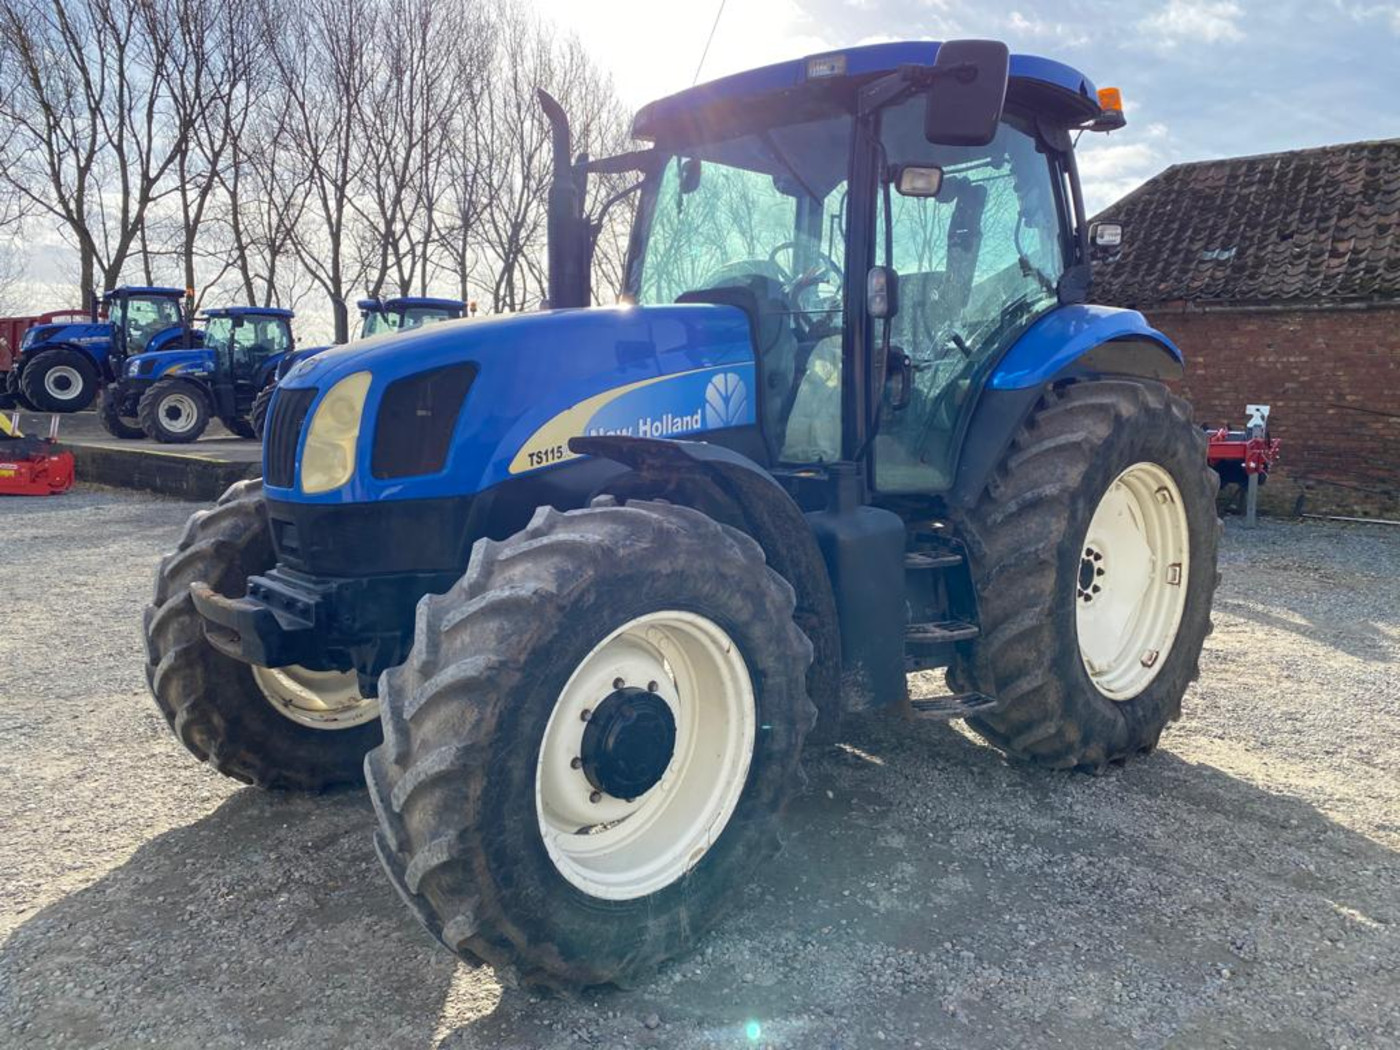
[745,1020,762,1041]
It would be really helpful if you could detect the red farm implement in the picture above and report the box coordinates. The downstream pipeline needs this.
[1205,405,1281,525]
[0,413,75,496]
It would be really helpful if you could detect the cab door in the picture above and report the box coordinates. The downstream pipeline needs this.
[871,101,1070,492]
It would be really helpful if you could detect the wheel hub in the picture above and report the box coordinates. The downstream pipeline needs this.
[1077,546,1105,603]
[581,686,676,800]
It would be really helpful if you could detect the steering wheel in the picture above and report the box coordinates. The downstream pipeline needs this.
[766,241,844,339]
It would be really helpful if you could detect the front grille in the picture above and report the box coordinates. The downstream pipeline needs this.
[265,387,317,488]
[371,364,476,479]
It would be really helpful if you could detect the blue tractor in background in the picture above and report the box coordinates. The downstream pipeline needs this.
[249,295,465,438]
[7,287,193,412]
[146,41,1220,989]
[101,306,296,442]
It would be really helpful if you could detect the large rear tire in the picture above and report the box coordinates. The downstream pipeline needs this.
[949,380,1220,770]
[250,386,274,439]
[98,382,146,439]
[366,499,814,989]
[144,479,381,789]
[20,348,99,412]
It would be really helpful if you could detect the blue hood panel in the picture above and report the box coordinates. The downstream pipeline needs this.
[127,347,215,379]
[271,305,758,505]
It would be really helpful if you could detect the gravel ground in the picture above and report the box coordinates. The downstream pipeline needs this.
[1,487,1397,1049]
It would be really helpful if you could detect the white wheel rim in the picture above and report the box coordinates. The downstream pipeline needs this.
[1076,462,1191,701]
[44,365,84,400]
[251,664,379,729]
[535,610,756,901]
[159,393,200,433]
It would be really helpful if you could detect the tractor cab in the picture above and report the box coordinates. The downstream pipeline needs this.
[106,287,189,358]
[203,306,296,398]
[356,296,465,339]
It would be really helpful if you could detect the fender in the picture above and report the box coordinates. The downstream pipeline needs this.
[948,304,1184,508]
[570,434,842,726]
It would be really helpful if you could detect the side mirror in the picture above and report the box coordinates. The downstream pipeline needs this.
[867,266,900,319]
[924,39,1010,147]
[1090,221,1123,249]
[679,157,702,195]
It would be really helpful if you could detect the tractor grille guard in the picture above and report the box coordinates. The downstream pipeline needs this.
[264,387,317,488]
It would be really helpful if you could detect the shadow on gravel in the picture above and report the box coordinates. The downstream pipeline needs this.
[4,714,1397,1050]
[0,787,462,1050]
[1214,595,1396,664]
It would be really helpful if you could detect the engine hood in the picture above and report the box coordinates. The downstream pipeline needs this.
[21,321,110,352]
[126,347,215,379]
[272,304,759,504]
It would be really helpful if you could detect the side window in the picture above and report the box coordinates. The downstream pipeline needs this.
[873,103,1066,492]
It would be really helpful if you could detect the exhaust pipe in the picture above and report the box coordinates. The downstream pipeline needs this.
[538,89,591,310]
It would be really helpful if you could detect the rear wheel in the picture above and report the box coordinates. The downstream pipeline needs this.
[98,382,146,439]
[250,386,274,439]
[20,349,99,412]
[139,378,210,443]
[949,380,1220,769]
[367,499,814,988]
[143,479,381,789]
[221,416,257,440]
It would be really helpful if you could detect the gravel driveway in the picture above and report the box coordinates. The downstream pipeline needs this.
[1,487,1396,1049]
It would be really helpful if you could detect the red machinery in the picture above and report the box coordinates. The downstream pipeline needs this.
[0,413,75,496]
[1206,426,1281,483]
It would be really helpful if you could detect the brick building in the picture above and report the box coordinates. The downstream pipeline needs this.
[1093,139,1399,517]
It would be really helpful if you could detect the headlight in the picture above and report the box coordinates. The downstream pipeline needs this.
[300,371,371,494]
[127,359,140,377]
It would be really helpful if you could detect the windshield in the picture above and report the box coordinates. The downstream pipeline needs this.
[632,113,853,463]
[360,305,456,339]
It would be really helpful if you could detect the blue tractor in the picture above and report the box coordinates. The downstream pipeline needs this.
[146,41,1219,988]
[7,287,192,412]
[248,295,466,438]
[101,306,296,442]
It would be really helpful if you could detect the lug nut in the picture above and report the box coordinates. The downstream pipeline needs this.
[580,708,591,722]
[613,677,625,689]
[589,790,602,804]
[570,756,582,769]
[647,680,659,693]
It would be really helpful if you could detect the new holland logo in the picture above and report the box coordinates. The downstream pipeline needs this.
[704,372,749,429]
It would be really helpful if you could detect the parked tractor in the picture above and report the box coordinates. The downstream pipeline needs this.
[0,308,90,410]
[249,295,466,438]
[6,287,193,412]
[100,306,295,442]
[146,41,1220,989]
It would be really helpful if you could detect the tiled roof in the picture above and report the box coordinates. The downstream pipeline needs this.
[1091,139,1400,308]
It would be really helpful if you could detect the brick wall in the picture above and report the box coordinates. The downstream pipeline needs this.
[1144,304,1400,518]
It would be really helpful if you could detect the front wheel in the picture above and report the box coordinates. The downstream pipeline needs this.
[144,479,382,789]
[138,378,210,443]
[221,416,257,440]
[20,349,99,412]
[367,499,814,989]
[949,380,1220,770]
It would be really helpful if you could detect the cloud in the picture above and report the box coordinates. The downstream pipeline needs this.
[1141,0,1245,48]
[1077,122,1174,214]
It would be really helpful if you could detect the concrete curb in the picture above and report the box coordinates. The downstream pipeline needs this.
[62,442,259,502]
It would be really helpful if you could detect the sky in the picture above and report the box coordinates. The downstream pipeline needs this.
[6,0,1398,318]
[534,0,1400,212]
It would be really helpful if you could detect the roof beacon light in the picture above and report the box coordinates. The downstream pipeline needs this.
[806,53,847,79]
[1092,86,1126,131]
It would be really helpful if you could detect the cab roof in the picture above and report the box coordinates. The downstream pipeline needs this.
[103,286,185,299]
[356,296,465,313]
[632,40,1100,142]
[202,306,295,320]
